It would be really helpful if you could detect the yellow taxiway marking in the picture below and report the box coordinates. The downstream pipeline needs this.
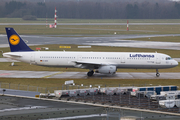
[41,71,64,78]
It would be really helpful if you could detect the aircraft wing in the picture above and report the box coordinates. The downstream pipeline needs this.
[75,61,115,65]
[73,61,116,69]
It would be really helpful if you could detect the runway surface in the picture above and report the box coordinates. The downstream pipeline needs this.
[1,34,180,50]
[0,70,179,79]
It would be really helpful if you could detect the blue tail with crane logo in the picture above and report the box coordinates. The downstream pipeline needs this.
[5,27,34,52]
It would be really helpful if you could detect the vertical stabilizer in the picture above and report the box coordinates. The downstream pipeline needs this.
[5,27,34,52]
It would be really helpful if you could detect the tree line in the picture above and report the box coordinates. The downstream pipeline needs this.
[1,0,180,19]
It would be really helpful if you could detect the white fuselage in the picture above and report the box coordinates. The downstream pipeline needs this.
[3,51,178,69]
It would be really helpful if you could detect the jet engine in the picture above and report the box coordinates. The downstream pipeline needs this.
[96,66,116,74]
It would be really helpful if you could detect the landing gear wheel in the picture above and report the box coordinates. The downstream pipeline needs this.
[156,69,160,77]
[156,73,160,77]
[87,70,94,77]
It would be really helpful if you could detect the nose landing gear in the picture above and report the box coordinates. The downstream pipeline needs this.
[156,69,160,77]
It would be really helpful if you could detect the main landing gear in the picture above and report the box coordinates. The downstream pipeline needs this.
[156,69,160,77]
[87,70,94,77]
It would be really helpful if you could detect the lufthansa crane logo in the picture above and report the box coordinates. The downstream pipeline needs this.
[9,35,20,45]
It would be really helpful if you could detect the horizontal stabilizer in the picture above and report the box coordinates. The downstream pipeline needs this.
[3,53,22,57]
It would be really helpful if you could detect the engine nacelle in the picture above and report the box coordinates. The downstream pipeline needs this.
[96,66,116,74]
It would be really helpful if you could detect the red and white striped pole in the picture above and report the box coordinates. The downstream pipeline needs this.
[127,20,129,31]
[54,7,57,28]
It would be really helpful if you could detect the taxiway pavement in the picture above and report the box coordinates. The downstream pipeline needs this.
[0,70,179,79]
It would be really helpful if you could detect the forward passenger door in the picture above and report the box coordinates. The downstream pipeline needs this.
[156,54,161,64]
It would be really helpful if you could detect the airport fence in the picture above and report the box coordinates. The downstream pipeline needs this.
[0,82,47,93]
[0,82,161,93]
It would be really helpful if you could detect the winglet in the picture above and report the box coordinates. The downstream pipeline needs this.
[5,27,34,52]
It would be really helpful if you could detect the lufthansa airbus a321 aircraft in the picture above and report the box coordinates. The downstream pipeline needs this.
[3,28,178,77]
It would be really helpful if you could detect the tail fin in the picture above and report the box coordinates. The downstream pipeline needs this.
[5,27,33,52]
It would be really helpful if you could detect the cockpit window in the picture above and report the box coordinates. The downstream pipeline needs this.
[166,57,172,60]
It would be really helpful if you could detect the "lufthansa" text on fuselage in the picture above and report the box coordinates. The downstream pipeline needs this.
[130,54,155,58]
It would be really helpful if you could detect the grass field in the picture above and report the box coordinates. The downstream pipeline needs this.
[1,25,180,35]
[0,18,180,36]
[0,78,179,89]
[0,25,180,35]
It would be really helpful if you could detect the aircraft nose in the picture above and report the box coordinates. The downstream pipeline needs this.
[173,60,179,66]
